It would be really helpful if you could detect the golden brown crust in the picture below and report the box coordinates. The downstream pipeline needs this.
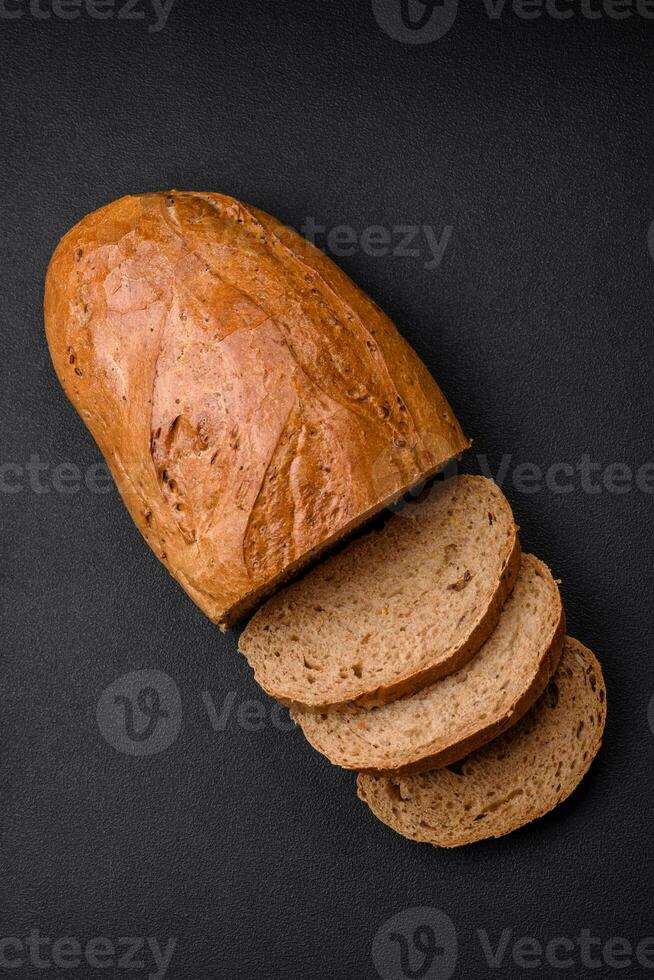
[241,478,521,710]
[44,191,469,627]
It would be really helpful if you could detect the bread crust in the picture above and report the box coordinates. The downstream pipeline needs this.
[44,191,468,627]
[342,532,521,711]
[357,637,606,847]
[363,606,564,775]
[294,553,564,771]
[241,477,521,710]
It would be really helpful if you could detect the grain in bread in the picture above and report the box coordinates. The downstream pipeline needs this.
[357,637,606,846]
[292,553,564,772]
[239,476,520,708]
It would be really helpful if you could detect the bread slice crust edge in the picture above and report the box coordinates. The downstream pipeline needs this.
[240,477,521,710]
[293,554,565,773]
[357,637,606,847]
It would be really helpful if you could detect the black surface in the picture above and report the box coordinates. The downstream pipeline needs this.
[2,2,654,978]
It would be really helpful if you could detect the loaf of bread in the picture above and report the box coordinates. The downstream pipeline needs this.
[45,192,605,851]
[292,553,564,772]
[240,476,520,708]
[357,637,606,847]
[44,192,468,627]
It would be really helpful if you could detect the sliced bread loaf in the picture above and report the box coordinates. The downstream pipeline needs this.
[292,553,565,772]
[45,192,469,629]
[357,637,606,847]
[239,476,520,709]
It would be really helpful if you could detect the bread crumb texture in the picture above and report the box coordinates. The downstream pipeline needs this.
[240,475,519,708]
[357,637,606,847]
[293,553,564,772]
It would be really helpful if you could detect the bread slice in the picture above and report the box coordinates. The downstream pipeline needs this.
[292,553,564,772]
[357,637,606,847]
[239,476,520,709]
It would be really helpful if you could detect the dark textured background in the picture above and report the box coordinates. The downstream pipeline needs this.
[2,1,654,977]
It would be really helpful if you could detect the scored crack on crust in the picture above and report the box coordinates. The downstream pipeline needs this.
[292,553,565,773]
[239,476,521,710]
[44,191,469,628]
[357,637,606,847]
